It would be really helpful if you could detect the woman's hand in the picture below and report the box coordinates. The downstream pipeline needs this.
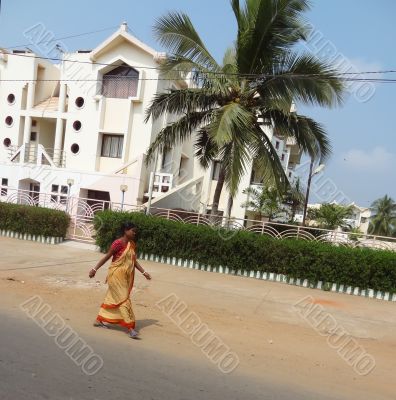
[142,271,152,280]
[89,269,97,279]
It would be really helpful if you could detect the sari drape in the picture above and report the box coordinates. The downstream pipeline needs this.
[96,241,136,329]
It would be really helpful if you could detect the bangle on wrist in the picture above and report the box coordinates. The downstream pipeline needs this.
[142,271,146,275]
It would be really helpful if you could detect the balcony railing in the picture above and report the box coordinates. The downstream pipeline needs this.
[8,143,66,168]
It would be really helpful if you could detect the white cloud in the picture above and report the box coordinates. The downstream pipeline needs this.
[341,146,396,171]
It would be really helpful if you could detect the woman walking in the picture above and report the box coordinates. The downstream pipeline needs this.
[89,222,151,339]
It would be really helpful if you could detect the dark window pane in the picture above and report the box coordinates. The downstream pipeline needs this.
[102,64,139,99]
[101,135,123,158]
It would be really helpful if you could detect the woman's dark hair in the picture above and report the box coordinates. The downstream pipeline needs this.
[120,221,137,236]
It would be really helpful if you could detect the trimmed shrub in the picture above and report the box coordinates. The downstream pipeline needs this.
[0,202,70,238]
[94,210,396,294]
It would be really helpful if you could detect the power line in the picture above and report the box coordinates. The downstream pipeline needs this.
[4,26,119,50]
[4,51,396,79]
[1,77,396,83]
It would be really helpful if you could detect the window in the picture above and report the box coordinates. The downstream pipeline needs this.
[7,94,15,104]
[1,178,8,196]
[3,138,11,147]
[102,64,139,99]
[32,120,37,127]
[60,185,68,204]
[30,132,37,141]
[281,154,285,161]
[101,135,124,158]
[75,97,85,108]
[161,148,172,169]
[73,120,82,131]
[361,217,367,224]
[178,156,188,177]
[51,185,59,202]
[288,172,292,178]
[212,161,222,180]
[5,116,13,126]
[71,143,80,154]
[275,141,280,150]
[51,184,69,203]
[250,169,264,184]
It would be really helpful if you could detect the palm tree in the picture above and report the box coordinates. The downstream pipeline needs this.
[308,203,354,230]
[242,186,284,221]
[369,195,396,236]
[145,0,344,216]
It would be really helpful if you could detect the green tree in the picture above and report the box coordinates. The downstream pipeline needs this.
[368,195,396,236]
[283,177,305,222]
[145,0,344,216]
[308,203,353,230]
[242,186,284,221]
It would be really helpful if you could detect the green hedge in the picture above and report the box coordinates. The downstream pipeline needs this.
[94,210,396,294]
[0,202,70,238]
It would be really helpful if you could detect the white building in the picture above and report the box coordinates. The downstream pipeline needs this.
[0,23,301,225]
[294,202,371,233]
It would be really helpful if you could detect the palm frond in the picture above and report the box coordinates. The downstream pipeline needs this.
[248,125,290,193]
[236,0,310,74]
[146,110,212,163]
[145,88,219,123]
[194,129,219,169]
[220,139,251,196]
[154,12,220,72]
[264,109,332,162]
[207,102,254,147]
[256,52,345,108]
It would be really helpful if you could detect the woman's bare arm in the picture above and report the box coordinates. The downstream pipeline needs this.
[135,260,151,280]
[89,248,114,278]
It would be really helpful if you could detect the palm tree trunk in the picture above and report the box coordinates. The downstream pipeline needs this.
[226,195,233,218]
[291,202,297,222]
[211,167,226,219]
[302,158,314,226]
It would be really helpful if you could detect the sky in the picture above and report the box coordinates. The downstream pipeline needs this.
[0,0,395,207]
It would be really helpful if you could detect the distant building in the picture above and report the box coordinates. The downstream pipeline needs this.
[294,202,371,233]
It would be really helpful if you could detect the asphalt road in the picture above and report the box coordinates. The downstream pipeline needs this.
[1,238,393,400]
[0,312,339,400]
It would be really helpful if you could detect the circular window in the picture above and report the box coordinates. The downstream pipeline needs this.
[5,116,13,126]
[75,97,85,108]
[71,143,80,154]
[7,94,15,105]
[73,120,82,131]
[3,138,11,147]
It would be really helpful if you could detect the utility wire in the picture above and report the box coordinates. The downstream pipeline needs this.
[1,77,396,83]
[4,51,396,79]
[4,26,119,50]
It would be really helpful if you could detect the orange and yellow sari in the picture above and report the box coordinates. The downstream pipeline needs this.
[96,240,136,329]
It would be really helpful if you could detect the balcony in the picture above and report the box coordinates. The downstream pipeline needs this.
[8,143,66,168]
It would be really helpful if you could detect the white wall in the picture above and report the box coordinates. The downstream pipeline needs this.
[38,119,56,148]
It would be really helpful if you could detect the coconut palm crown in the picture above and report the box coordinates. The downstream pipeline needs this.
[145,0,344,214]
